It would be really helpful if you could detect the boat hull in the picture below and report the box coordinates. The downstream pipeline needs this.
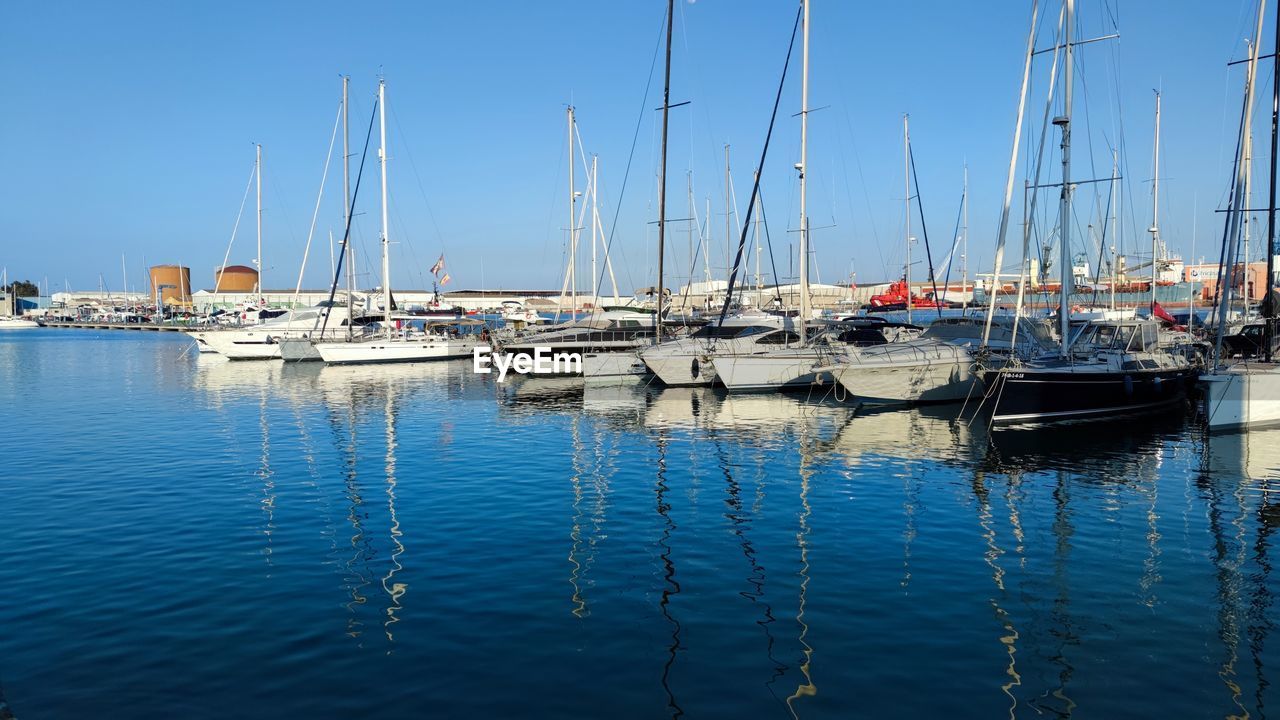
[711,352,824,393]
[279,337,322,362]
[830,355,976,405]
[641,350,719,386]
[315,338,478,364]
[985,366,1194,424]
[0,318,40,329]
[582,352,648,383]
[1200,364,1280,430]
[199,331,285,360]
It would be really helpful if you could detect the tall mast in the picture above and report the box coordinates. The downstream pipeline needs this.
[655,0,673,336]
[903,113,911,324]
[567,105,577,316]
[687,172,696,290]
[797,0,811,341]
[343,76,353,338]
[725,144,732,288]
[1149,90,1162,312]
[753,170,762,298]
[378,79,391,340]
[1268,0,1279,363]
[1110,150,1119,311]
[591,154,599,303]
[961,163,969,312]
[705,196,712,292]
[982,0,1038,345]
[1055,0,1075,354]
[1246,119,1254,321]
[1214,5,1267,363]
[255,143,263,296]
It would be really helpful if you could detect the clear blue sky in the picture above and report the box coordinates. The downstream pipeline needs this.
[0,1,1267,294]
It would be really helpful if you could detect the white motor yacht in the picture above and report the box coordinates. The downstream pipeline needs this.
[190,303,363,360]
[818,316,1055,405]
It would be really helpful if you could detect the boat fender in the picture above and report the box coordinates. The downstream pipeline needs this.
[1153,375,1163,392]
[1123,375,1134,395]
[265,335,275,345]
[691,358,700,379]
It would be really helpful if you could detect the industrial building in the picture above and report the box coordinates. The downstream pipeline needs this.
[148,265,192,306]
[214,265,259,293]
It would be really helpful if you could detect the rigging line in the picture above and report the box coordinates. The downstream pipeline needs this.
[907,141,942,317]
[938,187,966,305]
[212,161,258,296]
[388,104,447,253]
[319,95,379,336]
[293,101,343,302]
[676,204,705,313]
[837,107,881,278]
[594,5,667,307]
[1087,176,1115,307]
[717,0,803,325]
[545,116,569,274]
[760,183,783,304]
[268,172,303,277]
[676,0,731,235]
[386,189,429,293]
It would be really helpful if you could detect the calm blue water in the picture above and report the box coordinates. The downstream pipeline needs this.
[2,329,1279,718]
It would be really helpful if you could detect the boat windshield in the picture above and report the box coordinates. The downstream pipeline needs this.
[755,330,801,345]
[1075,321,1159,352]
[691,325,770,339]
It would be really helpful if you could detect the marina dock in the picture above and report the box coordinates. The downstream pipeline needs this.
[39,321,189,332]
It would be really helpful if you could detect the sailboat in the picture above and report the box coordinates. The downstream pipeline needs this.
[981,0,1196,424]
[710,0,824,393]
[197,82,374,360]
[1201,0,1280,429]
[578,1,677,383]
[315,79,479,365]
[0,271,38,329]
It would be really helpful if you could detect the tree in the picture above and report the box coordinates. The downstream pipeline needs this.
[3,281,39,297]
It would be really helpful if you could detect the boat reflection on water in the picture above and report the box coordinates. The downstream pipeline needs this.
[641,387,853,443]
[1198,427,1280,717]
[1205,426,1280,483]
[172,350,1280,716]
[310,360,484,646]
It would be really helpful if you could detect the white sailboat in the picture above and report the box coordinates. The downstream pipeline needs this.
[580,0,678,383]
[0,317,38,329]
[1201,0,1280,430]
[315,80,478,365]
[194,303,367,359]
[1,269,39,328]
[710,1,831,393]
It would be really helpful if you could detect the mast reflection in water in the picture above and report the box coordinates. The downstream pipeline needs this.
[2,331,1280,717]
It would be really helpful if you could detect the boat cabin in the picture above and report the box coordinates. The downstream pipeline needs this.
[1070,319,1161,354]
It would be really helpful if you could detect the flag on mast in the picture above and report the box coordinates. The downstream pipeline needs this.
[439,273,451,287]
[430,255,445,276]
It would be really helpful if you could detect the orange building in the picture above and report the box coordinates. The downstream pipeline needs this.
[149,265,192,305]
[1192,261,1275,302]
[215,264,259,293]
